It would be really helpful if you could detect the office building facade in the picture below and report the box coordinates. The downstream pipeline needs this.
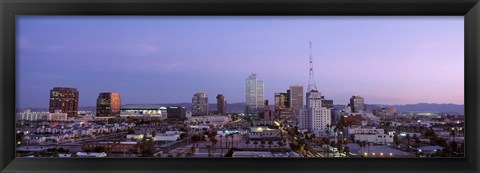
[96,92,121,117]
[49,87,79,117]
[216,94,227,115]
[289,85,304,114]
[350,95,365,113]
[245,73,264,117]
[299,90,332,136]
[167,106,187,119]
[192,92,209,116]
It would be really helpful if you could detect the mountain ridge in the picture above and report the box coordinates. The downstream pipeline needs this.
[19,103,464,114]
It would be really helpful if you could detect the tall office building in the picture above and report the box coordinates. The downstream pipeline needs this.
[96,92,121,117]
[350,95,365,113]
[49,87,79,117]
[216,94,227,115]
[245,73,264,117]
[289,85,304,114]
[192,92,209,116]
[299,42,332,136]
[274,92,288,111]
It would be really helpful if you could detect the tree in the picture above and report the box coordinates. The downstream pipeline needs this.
[190,146,196,154]
[414,135,421,147]
[152,132,156,138]
[253,141,259,148]
[93,146,106,153]
[268,141,274,149]
[138,138,155,157]
[393,135,400,147]
[191,134,201,147]
[344,146,350,157]
[406,134,411,151]
[246,140,250,149]
[450,128,456,143]
[206,145,212,157]
[180,133,187,139]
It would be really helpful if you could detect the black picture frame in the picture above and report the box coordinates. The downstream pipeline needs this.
[1,0,479,173]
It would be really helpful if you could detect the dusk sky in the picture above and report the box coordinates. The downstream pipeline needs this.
[17,16,464,108]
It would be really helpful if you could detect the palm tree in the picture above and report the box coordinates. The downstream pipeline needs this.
[246,140,250,149]
[450,128,456,143]
[393,135,400,147]
[344,147,350,157]
[268,141,274,149]
[413,134,421,147]
[406,134,411,151]
[253,141,259,149]
[206,145,212,157]
[336,144,343,157]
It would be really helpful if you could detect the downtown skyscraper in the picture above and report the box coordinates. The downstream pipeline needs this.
[96,92,121,117]
[216,94,227,115]
[245,73,264,117]
[192,92,209,116]
[49,87,79,117]
[289,85,304,115]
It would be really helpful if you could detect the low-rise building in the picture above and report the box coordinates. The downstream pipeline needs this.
[16,110,48,121]
[48,110,68,121]
[232,151,301,157]
[76,152,108,157]
[354,134,394,144]
[248,126,281,139]
[120,104,167,119]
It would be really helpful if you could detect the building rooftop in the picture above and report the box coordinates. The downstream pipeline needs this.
[232,151,301,158]
[121,104,166,110]
[250,126,279,133]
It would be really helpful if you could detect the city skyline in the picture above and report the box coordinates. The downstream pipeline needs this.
[17,16,464,108]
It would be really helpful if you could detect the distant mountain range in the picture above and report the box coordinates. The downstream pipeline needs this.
[19,103,463,114]
[366,103,464,114]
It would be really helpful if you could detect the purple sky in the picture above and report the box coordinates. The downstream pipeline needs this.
[16,16,464,108]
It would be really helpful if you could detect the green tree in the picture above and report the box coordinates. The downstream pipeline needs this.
[138,138,155,157]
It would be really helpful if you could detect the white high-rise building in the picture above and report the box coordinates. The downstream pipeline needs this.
[245,73,264,117]
[299,90,331,136]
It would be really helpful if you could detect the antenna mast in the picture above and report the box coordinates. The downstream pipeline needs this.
[308,41,318,92]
